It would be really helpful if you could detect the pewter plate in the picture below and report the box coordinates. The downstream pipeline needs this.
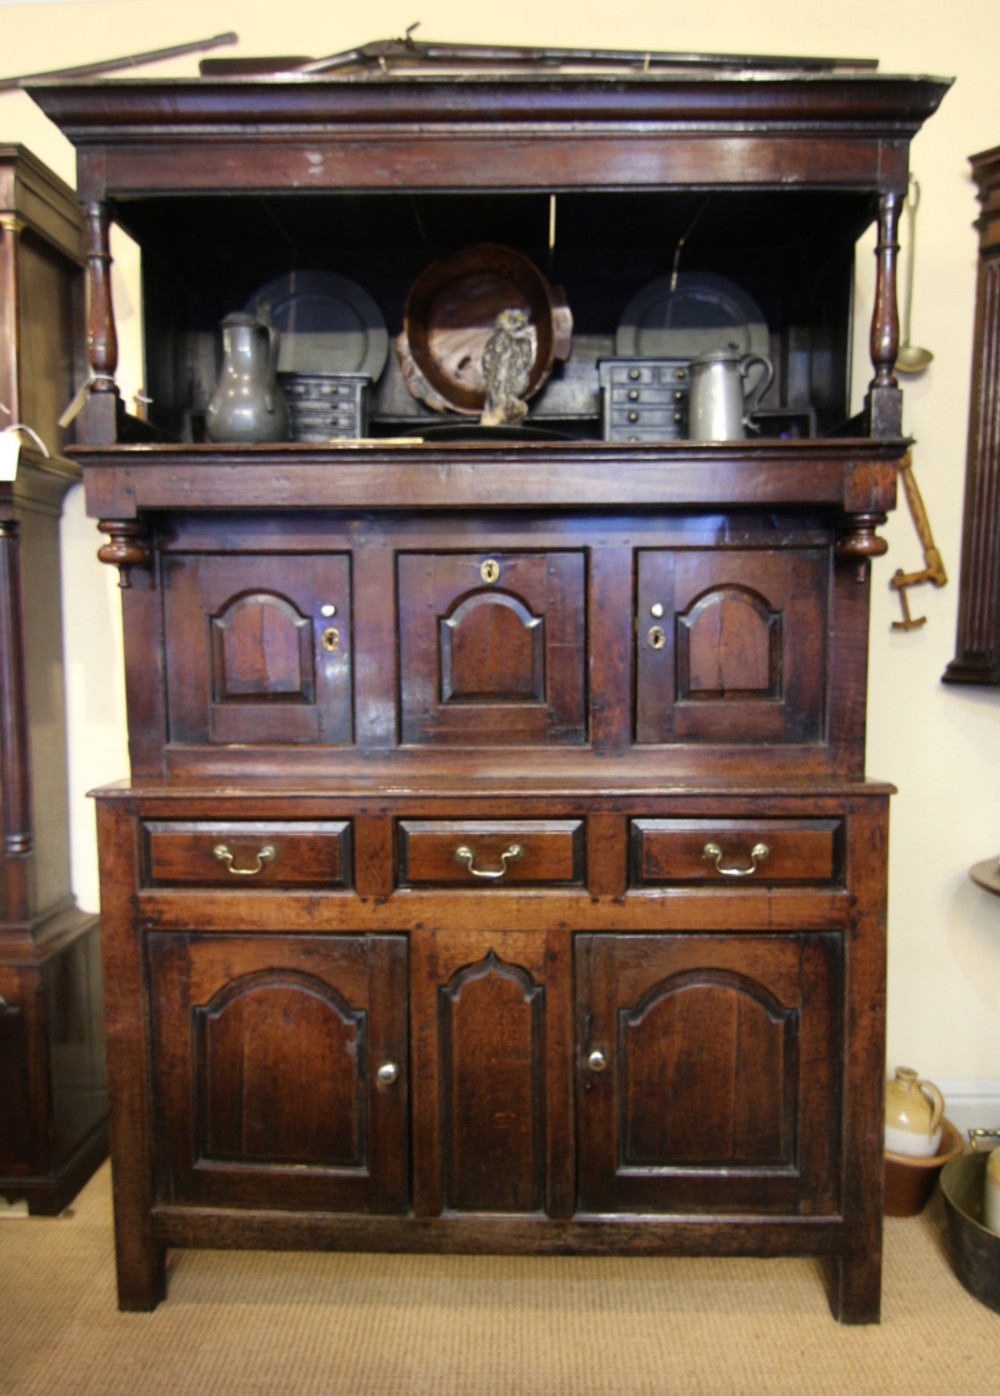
[246,271,389,379]
[615,271,769,361]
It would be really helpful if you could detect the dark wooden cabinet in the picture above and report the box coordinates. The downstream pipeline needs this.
[0,148,107,1214]
[31,58,948,1319]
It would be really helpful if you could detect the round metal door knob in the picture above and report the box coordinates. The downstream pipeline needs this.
[587,1049,608,1073]
[377,1062,399,1085]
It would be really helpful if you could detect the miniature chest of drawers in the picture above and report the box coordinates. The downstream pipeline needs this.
[599,358,690,440]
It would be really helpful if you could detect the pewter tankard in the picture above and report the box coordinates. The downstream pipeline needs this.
[688,347,774,440]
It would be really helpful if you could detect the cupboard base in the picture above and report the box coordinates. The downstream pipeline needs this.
[122,1209,879,1323]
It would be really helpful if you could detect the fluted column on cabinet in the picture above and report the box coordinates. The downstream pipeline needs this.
[943,144,1000,685]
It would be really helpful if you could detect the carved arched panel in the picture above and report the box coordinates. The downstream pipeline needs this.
[195,969,366,1167]
[163,552,353,746]
[149,932,409,1214]
[398,550,586,745]
[619,969,796,1168]
[211,591,314,703]
[677,586,781,701]
[440,590,544,703]
[439,950,546,1211]
[575,933,840,1217]
[635,546,827,745]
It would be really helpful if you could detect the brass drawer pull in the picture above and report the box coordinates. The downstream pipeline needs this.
[213,843,277,877]
[702,841,770,878]
[454,843,523,880]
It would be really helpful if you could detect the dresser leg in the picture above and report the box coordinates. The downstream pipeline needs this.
[115,1238,167,1312]
[826,1252,882,1324]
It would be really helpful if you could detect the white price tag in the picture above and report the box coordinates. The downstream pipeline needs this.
[0,430,20,481]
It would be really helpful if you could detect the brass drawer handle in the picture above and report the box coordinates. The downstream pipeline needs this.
[213,843,276,877]
[702,841,770,878]
[454,843,523,880]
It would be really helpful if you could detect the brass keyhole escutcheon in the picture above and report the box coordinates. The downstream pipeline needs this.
[480,558,501,584]
[321,626,340,653]
[647,625,667,651]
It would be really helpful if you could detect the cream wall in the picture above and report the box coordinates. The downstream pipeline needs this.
[1,1,998,1102]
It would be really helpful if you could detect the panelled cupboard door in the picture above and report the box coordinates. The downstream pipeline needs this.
[397,550,587,746]
[162,553,353,746]
[432,939,549,1214]
[147,933,408,1212]
[635,548,828,745]
[575,933,841,1215]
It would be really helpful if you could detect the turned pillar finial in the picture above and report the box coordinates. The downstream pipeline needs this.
[97,520,151,589]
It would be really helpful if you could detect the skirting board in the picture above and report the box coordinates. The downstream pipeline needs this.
[936,1082,1000,1139]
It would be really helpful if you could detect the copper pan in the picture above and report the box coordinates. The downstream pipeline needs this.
[395,243,572,416]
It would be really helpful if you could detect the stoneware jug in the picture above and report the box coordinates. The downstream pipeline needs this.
[206,303,290,444]
[884,1065,945,1158]
[688,346,774,441]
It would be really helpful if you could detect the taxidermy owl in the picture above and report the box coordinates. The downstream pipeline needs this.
[480,308,536,427]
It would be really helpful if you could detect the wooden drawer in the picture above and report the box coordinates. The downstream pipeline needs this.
[142,821,352,888]
[398,819,584,887]
[631,818,842,886]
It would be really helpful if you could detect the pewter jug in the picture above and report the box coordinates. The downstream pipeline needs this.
[206,303,290,444]
[688,347,774,441]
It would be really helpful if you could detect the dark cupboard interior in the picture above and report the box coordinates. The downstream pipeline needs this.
[124,188,866,441]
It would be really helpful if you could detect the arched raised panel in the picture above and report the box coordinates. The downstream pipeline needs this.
[210,590,314,703]
[439,950,546,1211]
[635,546,827,746]
[440,590,544,704]
[195,969,366,1168]
[577,933,841,1218]
[677,586,781,701]
[619,969,797,1168]
[397,550,586,746]
[164,552,353,747]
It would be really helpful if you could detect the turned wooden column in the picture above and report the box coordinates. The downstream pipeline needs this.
[79,199,124,445]
[866,189,904,438]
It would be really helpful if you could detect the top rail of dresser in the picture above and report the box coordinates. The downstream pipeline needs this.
[70,439,903,518]
[28,72,950,200]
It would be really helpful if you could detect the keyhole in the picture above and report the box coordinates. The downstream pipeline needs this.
[480,559,501,584]
[321,626,340,653]
[647,626,666,651]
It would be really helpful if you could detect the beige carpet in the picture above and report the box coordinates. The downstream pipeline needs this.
[1,1163,996,1395]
